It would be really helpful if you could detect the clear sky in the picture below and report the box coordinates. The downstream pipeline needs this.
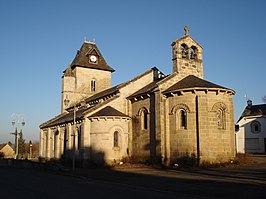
[0,0,265,143]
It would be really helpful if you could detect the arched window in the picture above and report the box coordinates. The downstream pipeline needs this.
[176,109,187,129]
[140,108,148,130]
[190,46,197,60]
[217,109,225,129]
[91,79,96,92]
[114,131,119,147]
[212,102,227,130]
[180,110,187,128]
[251,121,261,133]
[180,44,188,59]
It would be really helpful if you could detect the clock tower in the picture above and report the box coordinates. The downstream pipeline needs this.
[172,26,203,79]
[61,40,115,112]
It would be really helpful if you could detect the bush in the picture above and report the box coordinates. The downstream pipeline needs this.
[0,152,4,159]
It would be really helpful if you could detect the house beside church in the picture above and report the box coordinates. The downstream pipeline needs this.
[0,143,15,158]
[39,27,236,166]
[236,100,266,154]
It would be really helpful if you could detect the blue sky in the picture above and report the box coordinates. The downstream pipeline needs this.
[0,0,265,143]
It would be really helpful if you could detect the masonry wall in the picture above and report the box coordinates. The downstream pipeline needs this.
[131,97,151,162]
[167,91,235,165]
[89,118,129,164]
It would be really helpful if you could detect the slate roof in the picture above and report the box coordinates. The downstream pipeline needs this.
[40,68,158,129]
[70,41,115,72]
[237,104,266,122]
[84,86,119,103]
[127,81,160,99]
[89,106,129,118]
[163,75,232,94]
[40,108,86,128]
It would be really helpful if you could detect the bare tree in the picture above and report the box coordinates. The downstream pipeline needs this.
[263,96,266,103]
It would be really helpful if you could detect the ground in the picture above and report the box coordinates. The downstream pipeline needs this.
[0,154,265,198]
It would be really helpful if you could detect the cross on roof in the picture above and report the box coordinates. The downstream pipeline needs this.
[184,26,190,35]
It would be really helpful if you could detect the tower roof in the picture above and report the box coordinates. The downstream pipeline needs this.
[70,41,115,72]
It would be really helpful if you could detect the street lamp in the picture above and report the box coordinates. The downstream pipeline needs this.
[11,113,25,159]
[64,98,76,171]
[29,140,32,159]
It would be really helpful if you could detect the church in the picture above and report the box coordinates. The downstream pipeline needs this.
[39,27,236,166]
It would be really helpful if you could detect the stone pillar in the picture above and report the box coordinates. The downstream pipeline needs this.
[42,131,47,158]
[46,129,51,159]
[127,100,133,157]
[39,130,43,157]
[59,127,64,158]
[54,128,60,159]
[164,97,171,165]
[82,118,91,161]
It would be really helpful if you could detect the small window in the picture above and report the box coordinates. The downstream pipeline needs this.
[180,44,188,59]
[217,109,225,129]
[114,131,119,147]
[141,109,148,130]
[180,110,187,128]
[251,121,261,133]
[177,109,187,129]
[178,110,187,129]
[91,79,96,92]
[190,46,197,60]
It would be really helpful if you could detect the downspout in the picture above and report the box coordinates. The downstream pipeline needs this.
[195,95,200,166]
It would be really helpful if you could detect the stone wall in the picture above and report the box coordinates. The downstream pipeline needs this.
[166,90,235,164]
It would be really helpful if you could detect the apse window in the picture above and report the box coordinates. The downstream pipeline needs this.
[140,109,148,130]
[114,131,119,147]
[217,109,226,129]
[177,109,187,129]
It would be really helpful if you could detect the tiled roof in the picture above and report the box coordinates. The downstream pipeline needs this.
[89,106,129,118]
[163,75,231,94]
[70,41,115,72]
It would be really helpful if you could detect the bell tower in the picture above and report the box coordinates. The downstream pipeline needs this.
[172,26,203,79]
[61,40,115,113]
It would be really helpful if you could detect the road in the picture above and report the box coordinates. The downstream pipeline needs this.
[0,155,265,199]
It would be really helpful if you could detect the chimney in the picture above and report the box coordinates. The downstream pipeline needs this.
[247,99,252,107]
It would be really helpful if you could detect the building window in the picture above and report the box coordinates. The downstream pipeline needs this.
[140,108,148,130]
[180,43,188,59]
[251,121,261,133]
[91,79,96,92]
[177,109,187,129]
[217,109,225,129]
[181,110,187,128]
[190,46,197,60]
[114,131,119,147]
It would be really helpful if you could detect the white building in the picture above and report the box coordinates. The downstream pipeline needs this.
[236,100,266,153]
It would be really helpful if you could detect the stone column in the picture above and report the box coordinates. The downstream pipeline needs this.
[46,129,51,159]
[127,100,133,157]
[39,130,43,157]
[54,128,60,159]
[42,131,47,159]
[165,98,171,165]
[82,118,91,161]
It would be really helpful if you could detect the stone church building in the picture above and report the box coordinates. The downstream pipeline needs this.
[39,27,236,166]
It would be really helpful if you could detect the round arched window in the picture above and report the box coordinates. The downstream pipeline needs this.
[251,121,261,133]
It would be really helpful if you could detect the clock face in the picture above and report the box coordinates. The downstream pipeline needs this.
[90,55,97,63]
